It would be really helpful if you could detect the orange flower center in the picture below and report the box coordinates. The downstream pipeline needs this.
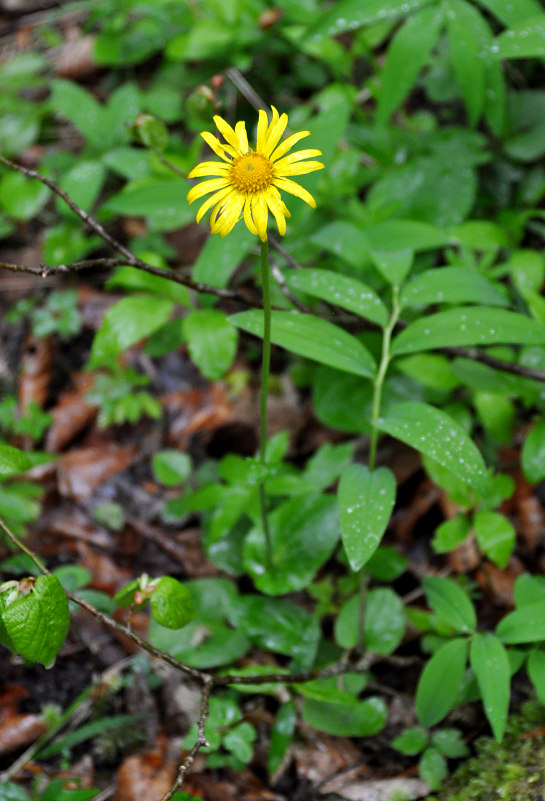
[229,152,274,194]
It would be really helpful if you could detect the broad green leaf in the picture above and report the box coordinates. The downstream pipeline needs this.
[378,402,487,492]
[431,728,469,758]
[149,618,249,668]
[50,79,104,149]
[432,516,471,553]
[150,577,195,630]
[312,366,372,434]
[152,450,192,487]
[88,294,174,367]
[392,307,545,355]
[0,781,30,801]
[243,494,339,594]
[397,353,460,392]
[183,309,238,380]
[496,602,545,643]
[399,267,507,310]
[448,220,509,249]
[492,15,545,59]
[527,650,545,706]
[475,0,541,26]
[106,266,190,306]
[416,638,468,727]
[230,310,376,378]
[0,172,50,221]
[424,576,476,633]
[284,268,388,327]
[192,224,254,289]
[302,695,387,737]
[473,510,515,568]
[369,249,414,286]
[305,0,436,40]
[419,747,448,791]
[446,0,487,125]
[522,419,545,483]
[470,633,510,741]
[103,178,193,232]
[514,574,545,608]
[3,575,69,666]
[391,727,428,755]
[0,443,33,477]
[338,464,396,571]
[335,588,405,653]
[57,160,106,218]
[378,5,444,123]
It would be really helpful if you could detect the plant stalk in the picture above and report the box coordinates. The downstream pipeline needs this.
[259,239,273,568]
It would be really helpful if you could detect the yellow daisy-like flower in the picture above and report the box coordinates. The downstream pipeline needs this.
[187,106,324,242]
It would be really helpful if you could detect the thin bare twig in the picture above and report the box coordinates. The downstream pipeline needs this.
[445,345,545,383]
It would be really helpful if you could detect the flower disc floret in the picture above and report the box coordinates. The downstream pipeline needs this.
[187,106,324,242]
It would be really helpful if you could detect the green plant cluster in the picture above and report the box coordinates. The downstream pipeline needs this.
[2,0,545,793]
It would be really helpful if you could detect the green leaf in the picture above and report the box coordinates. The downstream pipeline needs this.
[152,450,192,487]
[57,160,106,218]
[0,443,33,477]
[2,575,69,666]
[192,224,255,289]
[424,576,476,633]
[416,638,468,727]
[514,574,545,608]
[230,310,376,378]
[419,747,448,791]
[527,649,545,706]
[243,494,339,594]
[306,0,436,40]
[446,0,487,125]
[377,401,487,493]
[392,307,545,355]
[106,266,190,306]
[268,702,296,776]
[391,727,428,755]
[104,178,193,232]
[150,618,249,668]
[475,0,541,26]
[496,602,545,644]
[522,419,545,483]
[378,5,444,123]
[431,728,469,758]
[0,171,50,221]
[50,79,104,149]
[183,309,238,381]
[284,268,388,327]
[432,516,471,553]
[492,14,545,59]
[0,781,31,801]
[473,510,515,568]
[223,721,257,763]
[369,249,414,286]
[150,577,195,630]
[38,714,143,759]
[470,633,509,741]
[338,464,396,572]
[399,267,507,310]
[88,294,174,367]
[302,695,387,737]
[335,588,405,654]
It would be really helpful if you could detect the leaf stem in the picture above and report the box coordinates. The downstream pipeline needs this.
[259,238,273,568]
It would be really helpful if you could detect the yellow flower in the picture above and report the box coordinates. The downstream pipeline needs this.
[187,106,324,242]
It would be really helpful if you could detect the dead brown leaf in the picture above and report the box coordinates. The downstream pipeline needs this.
[114,748,177,801]
[57,443,136,501]
[18,333,55,411]
[46,373,97,452]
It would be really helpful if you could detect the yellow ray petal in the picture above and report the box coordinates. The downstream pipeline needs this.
[235,121,249,153]
[212,192,244,236]
[196,187,234,223]
[273,176,316,208]
[256,109,270,153]
[263,112,289,157]
[275,160,324,177]
[252,193,269,242]
[189,161,231,178]
[187,177,231,204]
[213,115,244,153]
[244,197,258,236]
[272,149,322,171]
[200,131,236,162]
[269,131,310,162]
[265,187,289,237]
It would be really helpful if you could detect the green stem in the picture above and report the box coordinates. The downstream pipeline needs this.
[259,239,273,568]
[358,286,401,650]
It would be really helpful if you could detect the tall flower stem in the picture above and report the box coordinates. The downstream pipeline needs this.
[259,239,273,568]
[358,285,401,649]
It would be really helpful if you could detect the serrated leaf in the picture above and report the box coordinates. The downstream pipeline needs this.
[416,638,467,727]
[399,267,507,310]
[473,510,515,568]
[305,0,436,40]
[522,419,545,484]
[0,443,33,477]
[496,602,545,643]
[89,294,174,367]
[183,309,238,380]
[284,268,388,327]
[492,14,545,59]
[150,577,195,629]
[338,464,396,572]
[424,576,476,633]
[2,575,69,666]
[230,310,376,378]
[377,401,487,493]
[378,5,444,123]
[470,633,509,741]
[392,307,545,355]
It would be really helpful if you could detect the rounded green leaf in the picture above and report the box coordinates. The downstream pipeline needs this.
[302,695,387,737]
[424,576,476,633]
[2,575,69,666]
[230,310,376,379]
[391,727,428,755]
[496,602,545,644]
[419,747,448,791]
[416,638,468,727]
[183,309,238,380]
[378,401,487,493]
[0,443,33,477]
[150,577,195,630]
[338,464,396,572]
[152,450,192,487]
[473,511,515,568]
[470,633,509,741]
[336,588,405,653]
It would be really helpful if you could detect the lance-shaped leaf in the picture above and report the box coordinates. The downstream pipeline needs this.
[416,638,468,727]
[470,633,510,741]
[400,267,507,310]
